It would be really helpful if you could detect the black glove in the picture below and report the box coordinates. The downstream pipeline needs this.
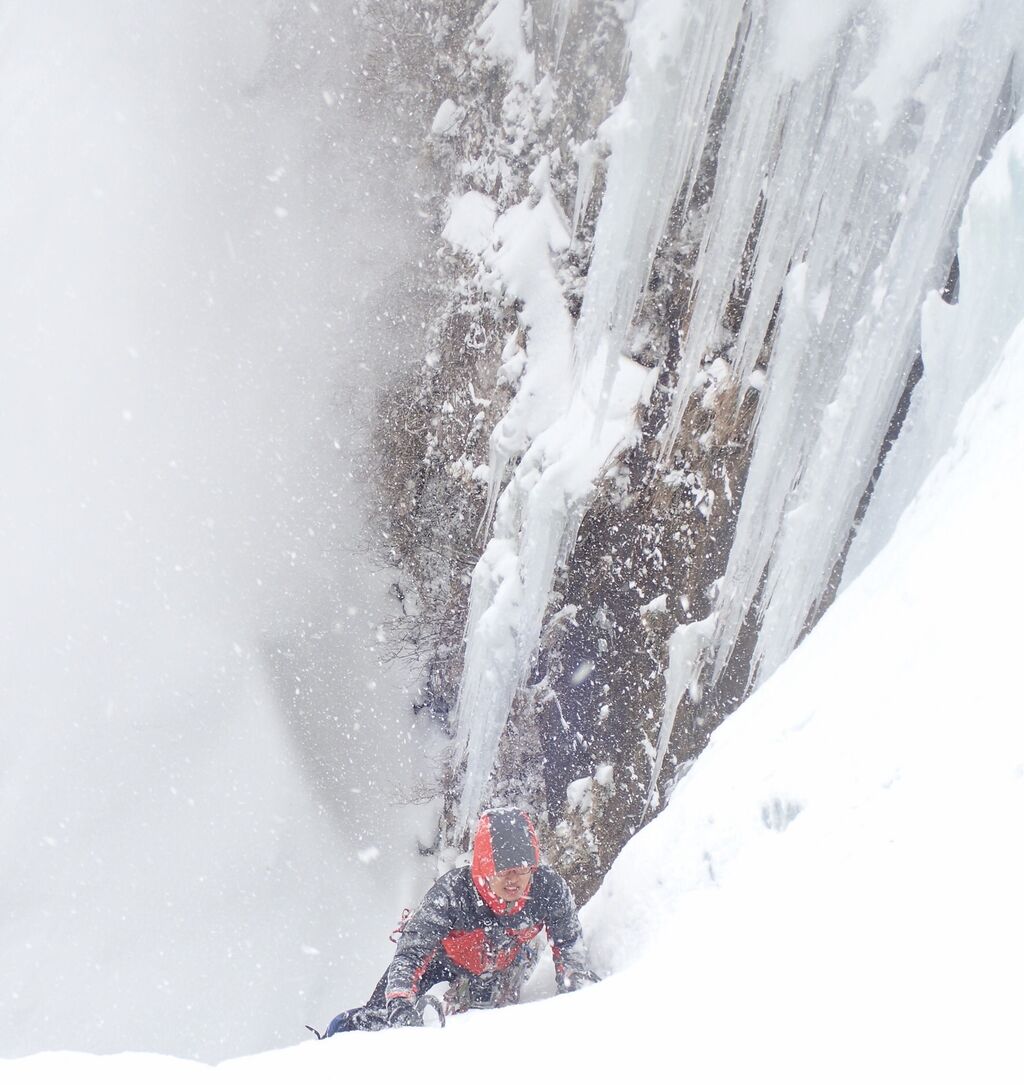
[386,996,423,1028]
[561,967,601,992]
[322,1006,388,1036]
[324,1011,352,1037]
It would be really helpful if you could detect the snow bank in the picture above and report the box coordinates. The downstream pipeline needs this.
[585,104,1024,1080]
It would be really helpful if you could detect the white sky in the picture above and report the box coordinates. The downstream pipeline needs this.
[0,2,439,1060]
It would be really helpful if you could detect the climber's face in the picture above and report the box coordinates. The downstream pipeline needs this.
[488,866,533,902]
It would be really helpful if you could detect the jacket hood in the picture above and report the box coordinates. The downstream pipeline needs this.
[470,808,540,915]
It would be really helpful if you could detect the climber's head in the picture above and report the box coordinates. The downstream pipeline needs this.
[471,808,540,911]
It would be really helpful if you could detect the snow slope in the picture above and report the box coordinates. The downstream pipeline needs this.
[5,55,1023,1085]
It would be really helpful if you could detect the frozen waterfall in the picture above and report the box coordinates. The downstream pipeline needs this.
[450,0,1024,831]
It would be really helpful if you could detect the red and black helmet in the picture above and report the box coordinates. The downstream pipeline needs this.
[470,808,540,913]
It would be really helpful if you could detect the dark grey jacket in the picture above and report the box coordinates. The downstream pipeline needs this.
[386,865,592,1002]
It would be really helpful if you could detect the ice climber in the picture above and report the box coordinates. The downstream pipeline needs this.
[322,807,599,1033]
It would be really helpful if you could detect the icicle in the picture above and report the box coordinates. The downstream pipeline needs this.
[740,2,1021,687]
[846,109,1024,581]
[571,138,601,243]
[453,354,657,837]
[643,616,714,820]
[552,0,577,69]
[574,0,747,409]
[450,148,658,834]
[658,0,1024,691]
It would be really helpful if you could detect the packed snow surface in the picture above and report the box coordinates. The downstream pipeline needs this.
[6,64,1024,1085]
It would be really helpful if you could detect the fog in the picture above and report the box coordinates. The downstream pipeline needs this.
[0,2,437,1059]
